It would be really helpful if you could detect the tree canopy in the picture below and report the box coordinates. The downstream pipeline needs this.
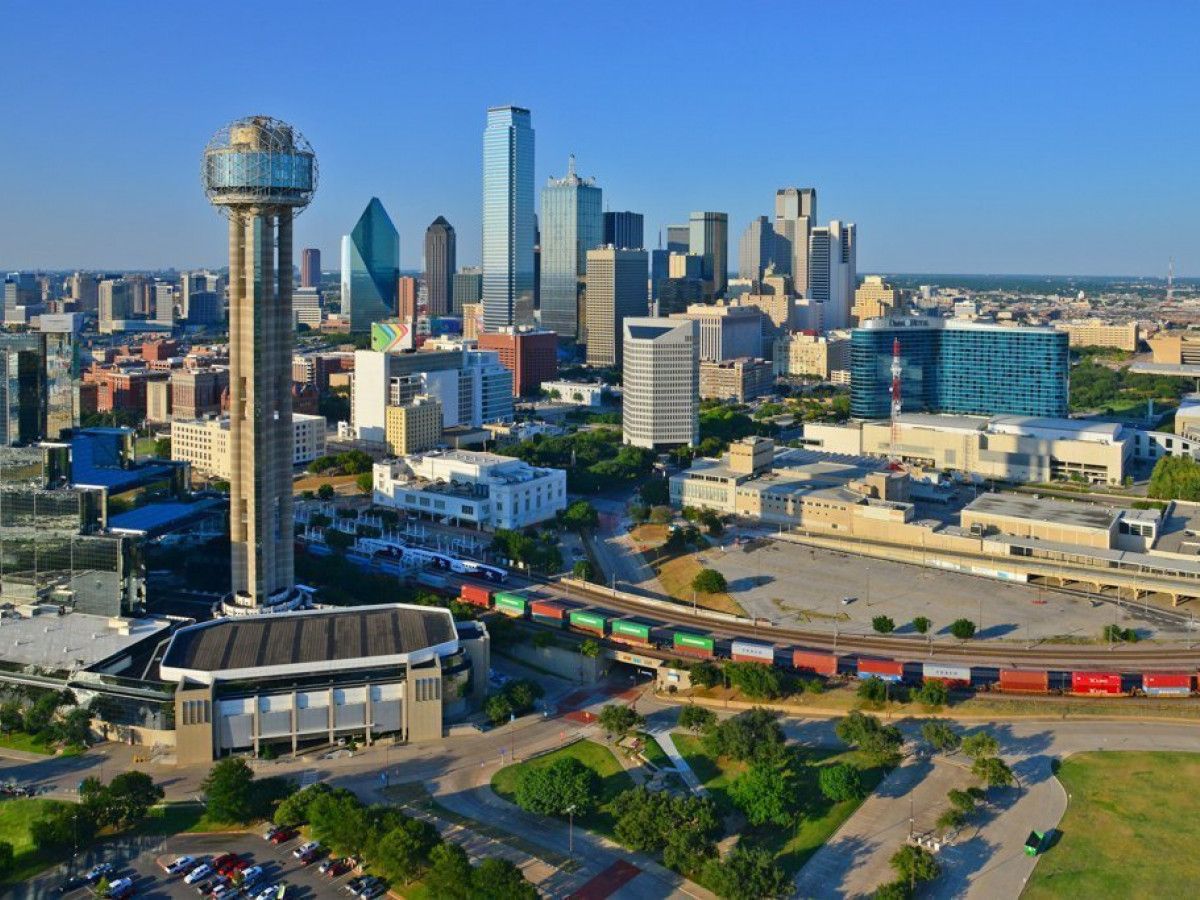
[513,757,601,817]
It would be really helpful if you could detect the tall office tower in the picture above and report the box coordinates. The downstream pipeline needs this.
[666,225,690,254]
[125,274,153,317]
[186,291,222,326]
[397,276,418,322]
[341,197,400,333]
[153,281,176,326]
[585,248,648,368]
[424,216,456,317]
[0,332,75,444]
[478,327,559,396]
[852,275,898,324]
[604,211,644,250]
[650,249,670,301]
[621,317,699,449]
[202,115,316,613]
[452,268,483,314]
[3,272,38,323]
[98,278,132,333]
[773,186,816,292]
[70,272,99,312]
[738,215,774,281]
[293,286,322,329]
[540,155,602,340]
[301,248,321,288]
[807,226,831,306]
[482,105,535,332]
[825,220,857,330]
[688,211,729,298]
[670,302,764,361]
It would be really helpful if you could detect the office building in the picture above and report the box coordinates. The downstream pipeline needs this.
[666,225,690,254]
[604,211,644,250]
[293,286,322,329]
[461,303,484,340]
[699,358,775,402]
[146,378,171,423]
[622,317,698,449]
[482,105,535,331]
[171,413,326,479]
[670,301,763,361]
[852,275,898,324]
[423,217,456,317]
[3,272,39,324]
[70,272,99,312]
[153,282,176,327]
[373,449,566,530]
[650,249,669,301]
[825,220,857,330]
[1054,319,1139,352]
[301,248,321,288]
[774,332,851,379]
[342,197,400,333]
[477,327,558,397]
[385,396,443,456]
[202,115,315,612]
[539,156,602,340]
[98,279,132,333]
[452,268,483,314]
[773,187,816,292]
[688,211,729,298]
[169,368,226,421]
[1,332,74,445]
[585,248,648,367]
[738,215,774,281]
[850,317,1070,419]
[397,275,417,322]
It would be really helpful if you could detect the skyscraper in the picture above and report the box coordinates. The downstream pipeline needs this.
[540,155,602,340]
[202,115,315,613]
[689,212,729,298]
[482,105,535,332]
[666,225,690,254]
[622,317,699,450]
[424,216,456,317]
[98,278,131,333]
[452,268,483,314]
[301,248,321,288]
[0,333,48,445]
[773,187,816,292]
[826,220,857,330]
[585,248,648,368]
[603,211,644,250]
[738,215,774,281]
[397,275,418,322]
[341,197,400,333]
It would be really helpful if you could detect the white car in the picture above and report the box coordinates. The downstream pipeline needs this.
[165,855,195,875]
[252,888,277,900]
[292,840,319,859]
[240,865,265,885]
[184,864,213,885]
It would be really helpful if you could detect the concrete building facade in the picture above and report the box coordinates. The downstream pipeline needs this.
[585,248,648,368]
[699,358,775,402]
[385,395,443,456]
[622,317,698,449]
[171,413,326,479]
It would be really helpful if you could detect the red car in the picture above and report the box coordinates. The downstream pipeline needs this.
[298,848,322,866]
[217,857,248,878]
[269,829,298,845]
[211,855,236,872]
[325,859,351,878]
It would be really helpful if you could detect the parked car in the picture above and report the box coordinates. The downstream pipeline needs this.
[343,877,367,894]
[292,840,319,859]
[55,875,87,895]
[186,864,214,885]
[323,858,352,878]
[251,887,277,900]
[197,876,230,896]
[360,884,386,900]
[239,865,265,887]
[106,878,135,899]
[268,829,297,845]
[262,826,283,841]
[165,856,196,875]
[217,856,248,877]
[351,877,380,898]
[85,863,117,884]
[297,847,321,866]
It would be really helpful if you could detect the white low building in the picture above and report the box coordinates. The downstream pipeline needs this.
[542,380,607,407]
[372,449,566,530]
[172,413,327,478]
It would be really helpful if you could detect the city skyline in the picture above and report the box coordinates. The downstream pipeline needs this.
[3,2,1198,277]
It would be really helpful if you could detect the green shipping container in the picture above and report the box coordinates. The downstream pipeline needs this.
[494,593,527,615]
[612,620,650,640]
[569,611,607,632]
[674,632,715,651]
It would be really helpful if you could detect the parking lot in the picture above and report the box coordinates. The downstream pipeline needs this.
[22,829,359,899]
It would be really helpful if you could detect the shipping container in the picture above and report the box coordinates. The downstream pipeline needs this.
[857,658,904,682]
[730,640,775,664]
[672,632,715,658]
[1070,671,1123,696]
[922,663,971,686]
[611,619,652,644]
[493,593,528,617]
[530,600,566,621]
[459,584,493,608]
[792,649,838,676]
[998,669,1050,694]
[1142,672,1193,696]
[568,610,608,635]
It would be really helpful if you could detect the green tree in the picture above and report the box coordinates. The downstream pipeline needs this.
[514,757,600,816]
[689,660,723,689]
[728,763,794,826]
[724,661,785,700]
[1148,455,1200,501]
[54,706,93,748]
[947,788,979,814]
[30,803,96,851]
[706,708,786,765]
[153,437,171,458]
[856,676,889,706]
[472,857,539,899]
[201,757,256,823]
[702,845,791,900]
[914,679,949,708]
[92,877,110,899]
[316,483,335,500]
[961,732,1000,759]
[24,691,63,738]
[835,711,904,764]
[912,616,931,635]
[678,705,717,734]
[274,782,333,827]
[871,615,895,634]
[579,638,601,658]
[572,559,596,582]
[308,789,370,856]
[973,755,1016,789]
[650,506,673,525]
[818,763,864,803]
[0,701,22,734]
[937,807,966,832]
[640,478,670,506]
[374,817,441,885]
[323,528,354,552]
[85,771,163,829]
[890,844,940,890]
[949,618,977,640]
[872,881,912,900]
[424,842,474,900]
[355,472,373,493]
[692,568,728,594]
[920,721,961,754]
[610,788,720,855]
[560,500,599,530]
[598,703,646,738]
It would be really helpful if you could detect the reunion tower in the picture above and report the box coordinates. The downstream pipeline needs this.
[202,116,317,614]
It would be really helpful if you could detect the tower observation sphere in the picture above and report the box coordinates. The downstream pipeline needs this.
[201,116,317,615]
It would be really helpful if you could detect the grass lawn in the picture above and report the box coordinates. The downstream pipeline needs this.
[131,802,250,836]
[1023,751,1200,899]
[491,739,634,837]
[0,732,56,755]
[654,553,745,616]
[0,797,78,885]
[636,732,670,769]
[672,733,891,875]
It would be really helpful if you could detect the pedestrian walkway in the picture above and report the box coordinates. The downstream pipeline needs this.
[649,729,706,795]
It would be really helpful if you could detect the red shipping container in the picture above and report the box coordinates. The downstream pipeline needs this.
[792,649,838,676]
[998,669,1049,693]
[1070,671,1123,695]
[1143,672,1192,690]
[459,584,493,608]
[530,600,566,620]
[858,658,904,681]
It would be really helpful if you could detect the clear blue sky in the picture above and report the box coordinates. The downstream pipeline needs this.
[4,0,1198,276]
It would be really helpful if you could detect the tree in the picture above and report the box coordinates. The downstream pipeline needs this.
[890,844,940,889]
[689,660,722,689]
[650,506,673,525]
[947,788,979,814]
[729,763,794,826]
[54,706,93,748]
[201,757,256,823]
[24,691,63,738]
[724,661,785,700]
[912,616,931,635]
[914,679,949,708]
[356,472,373,493]
[706,708,786,765]
[598,703,646,738]
[0,841,12,879]
[514,757,600,816]
[86,771,163,829]
[818,763,864,803]
[572,559,596,582]
[937,807,966,832]
[961,732,1000,760]
[857,676,889,706]
[835,711,904,764]
[678,705,717,734]
[871,615,895,634]
[610,788,720,856]
[0,701,21,734]
[309,790,370,856]
[560,500,599,530]
[374,818,441,885]
[424,842,474,900]
[92,877,111,900]
[274,782,333,827]
[579,638,601,658]
[1148,455,1200,501]
[472,857,539,900]
[702,845,791,900]
[692,568,728,594]
[629,503,650,525]
[920,721,961,754]
[872,882,912,900]
[30,802,96,851]
[316,483,335,500]
[640,478,670,506]
[153,437,171,458]
[973,756,1016,789]
[949,618,977,640]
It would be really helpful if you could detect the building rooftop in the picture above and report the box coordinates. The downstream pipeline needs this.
[0,610,172,673]
[964,492,1118,531]
[107,497,225,536]
[160,603,458,683]
[988,415,1124,443]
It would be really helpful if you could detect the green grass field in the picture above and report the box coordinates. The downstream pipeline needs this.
[0,732,56,755]
[672,733,890,874]
[491,739,635,836]
[635,732,670,769]
[1023,751,1200,899]
[0,797,78,885]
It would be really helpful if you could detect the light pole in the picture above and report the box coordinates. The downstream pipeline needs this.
[566,804,577,859]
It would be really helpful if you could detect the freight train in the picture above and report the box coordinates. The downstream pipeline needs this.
[357,538,508,582]
[456,583,1200,699]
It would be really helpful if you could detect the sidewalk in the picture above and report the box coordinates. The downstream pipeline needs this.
[648,729,705,795]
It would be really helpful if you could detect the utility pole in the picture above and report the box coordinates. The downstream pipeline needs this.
[566,804,577,859]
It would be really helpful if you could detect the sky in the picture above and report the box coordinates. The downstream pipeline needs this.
[3,0,1198,277]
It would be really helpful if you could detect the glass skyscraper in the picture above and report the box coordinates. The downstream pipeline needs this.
[850,317,1069,419]
[0,332,77,446]
[482,106,535,332]
[540,155,602,340]
[341,197,400,333]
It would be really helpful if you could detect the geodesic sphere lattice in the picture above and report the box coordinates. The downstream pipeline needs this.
[201,115,317,216]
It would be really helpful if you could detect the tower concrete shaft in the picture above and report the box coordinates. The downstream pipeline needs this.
[227,208,295,607]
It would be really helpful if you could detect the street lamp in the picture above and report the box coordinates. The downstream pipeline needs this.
[566,804,577,858]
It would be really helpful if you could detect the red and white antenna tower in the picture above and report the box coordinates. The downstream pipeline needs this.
[890,336,903,461]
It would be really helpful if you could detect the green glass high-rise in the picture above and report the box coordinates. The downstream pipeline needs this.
[342,197,400,333]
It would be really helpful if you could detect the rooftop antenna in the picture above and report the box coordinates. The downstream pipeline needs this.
[567,153,576,178]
